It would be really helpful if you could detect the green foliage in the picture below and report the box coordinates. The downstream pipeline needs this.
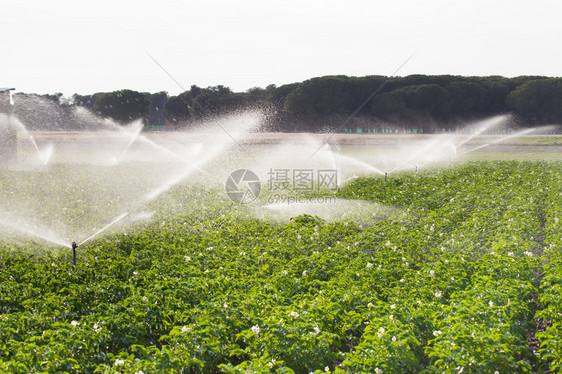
[163,85,248,125]
[73,93,103,109]
[507,78,562,123]
[0,162,562,372]
[148,91,169,129]
[273,74,562,132]
[93,89,151,124]
[19,74,562,132]
[372,84,452,128]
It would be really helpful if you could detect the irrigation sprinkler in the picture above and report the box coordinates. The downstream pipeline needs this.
[385,172,388,181]
[71,242,77,266]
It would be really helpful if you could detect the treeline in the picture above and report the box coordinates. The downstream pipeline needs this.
[12,75,562,132]
[268,75,562,131]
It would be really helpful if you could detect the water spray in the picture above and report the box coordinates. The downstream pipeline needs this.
[78,212,129,246]
[457,127,537,157]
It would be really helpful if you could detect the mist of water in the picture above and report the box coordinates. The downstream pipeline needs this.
[0,108,558,249]
[40,143,55,165]
[0,209,71,248]
[261,198,400,225]
[0,114,42,163]
[79,213,129,246]
[458,127,539,156]
[455,114,512,147]
[142,111,265,203]
[116,121,144,163]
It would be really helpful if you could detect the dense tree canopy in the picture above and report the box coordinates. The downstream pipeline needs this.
[507,78,562,124]
[267,75,562,132]
[93,90,151,124]
[12,75,562,132]
[372,84,452,128]
[163,85,248,126]
[148,91,168,128]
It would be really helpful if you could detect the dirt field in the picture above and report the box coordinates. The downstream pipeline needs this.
[24,131,562,147]
[23,130,562,143]
[13,131,562,163]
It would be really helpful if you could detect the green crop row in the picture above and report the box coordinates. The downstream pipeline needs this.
[536,166,562,372]
[0,161,560,373]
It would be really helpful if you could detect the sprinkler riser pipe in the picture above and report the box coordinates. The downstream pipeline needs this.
[71,242,77,266]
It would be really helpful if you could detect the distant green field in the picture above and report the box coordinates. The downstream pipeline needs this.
[458,152,562,161]
[469,136,562,145]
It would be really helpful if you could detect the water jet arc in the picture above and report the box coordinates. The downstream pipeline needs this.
[78,212,129,246]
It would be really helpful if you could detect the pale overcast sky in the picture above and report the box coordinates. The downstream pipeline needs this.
[2,0,561,96]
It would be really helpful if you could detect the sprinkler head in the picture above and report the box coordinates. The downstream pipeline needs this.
[71,241,77,249]
[384,172,388,181]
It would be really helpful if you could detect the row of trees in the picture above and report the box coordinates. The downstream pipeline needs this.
[11,75,562,132]
[275,75,562,131]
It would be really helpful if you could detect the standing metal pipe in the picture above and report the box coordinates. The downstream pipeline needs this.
[72,242,77,266]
